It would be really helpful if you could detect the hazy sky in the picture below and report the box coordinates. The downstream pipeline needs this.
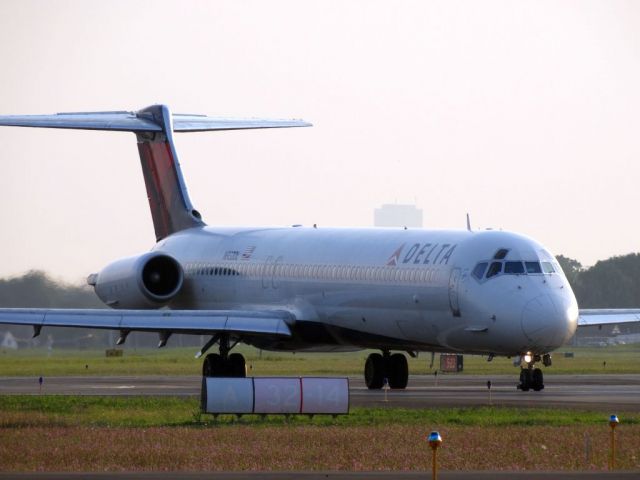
[1,0,639,282]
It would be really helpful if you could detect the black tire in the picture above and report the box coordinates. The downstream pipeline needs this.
[365,353,384,389]
[519,369,532,391]
[228,353,246,378]
[388,353,409,389]
[532,368,544,391]
[203,353,224,377]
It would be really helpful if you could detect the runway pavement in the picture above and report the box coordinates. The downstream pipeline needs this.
[1,374,638,410]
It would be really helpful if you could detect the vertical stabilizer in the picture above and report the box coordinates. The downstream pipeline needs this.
[135,105,205,241]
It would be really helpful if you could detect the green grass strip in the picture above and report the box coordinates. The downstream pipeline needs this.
[1,344,639,376]
[1,395,638,428]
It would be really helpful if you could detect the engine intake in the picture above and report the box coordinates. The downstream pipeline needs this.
[92,252,184,309]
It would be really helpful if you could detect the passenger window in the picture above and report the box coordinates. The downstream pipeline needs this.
[541,262,555,274]
[525,262,542,274]
[504,261,525,274]
[486,262,502,278]
[472,262,488,280]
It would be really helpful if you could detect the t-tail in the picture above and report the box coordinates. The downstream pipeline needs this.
[0,104,311,241]
[135,105,204,240]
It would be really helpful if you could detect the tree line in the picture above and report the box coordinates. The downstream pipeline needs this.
[556,253,640,308]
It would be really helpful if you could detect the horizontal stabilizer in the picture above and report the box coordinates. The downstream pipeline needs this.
[0,108,311,133]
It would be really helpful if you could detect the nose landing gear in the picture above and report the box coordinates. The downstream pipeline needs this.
[518,367,543,391]
[517,353,550,392]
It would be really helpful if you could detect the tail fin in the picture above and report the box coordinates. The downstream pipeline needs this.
[135,105,204,241]
[0,104,311,241]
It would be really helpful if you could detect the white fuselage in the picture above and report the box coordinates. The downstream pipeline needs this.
[155,226,578,357]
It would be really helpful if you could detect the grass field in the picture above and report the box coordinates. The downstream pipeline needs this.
[2,345,638,471]
[0,396,639,471]
[3,395,640,428]
[1,343,639,376]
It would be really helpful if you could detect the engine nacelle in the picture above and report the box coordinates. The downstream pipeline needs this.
[90,252,184,309]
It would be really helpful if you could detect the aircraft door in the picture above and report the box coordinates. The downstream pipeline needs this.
[272,256,283,289]
[448,268,461,317]
[262,256,274,289]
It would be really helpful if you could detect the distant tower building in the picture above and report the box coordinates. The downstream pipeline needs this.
[374,204,423,228]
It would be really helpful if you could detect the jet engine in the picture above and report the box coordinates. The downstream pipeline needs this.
[89,252,184,309]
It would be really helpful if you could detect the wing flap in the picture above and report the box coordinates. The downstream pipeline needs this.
[578,309,640,327]
[0,308,293,337]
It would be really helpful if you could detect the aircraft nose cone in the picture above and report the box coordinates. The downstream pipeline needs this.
[521,294,577,349]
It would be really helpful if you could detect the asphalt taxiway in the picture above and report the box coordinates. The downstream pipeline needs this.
[1,374,638,411]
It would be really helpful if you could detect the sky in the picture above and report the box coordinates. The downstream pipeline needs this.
[0,0,639,283]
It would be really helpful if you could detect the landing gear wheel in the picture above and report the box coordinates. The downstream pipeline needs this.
[203,353,224,377]
[532,368,544,391]
[365,353,384,389]
[388,353,408,389]
[228,353,246,378]
[518,368,532,391]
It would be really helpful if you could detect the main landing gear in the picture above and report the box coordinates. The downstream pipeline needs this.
[201,334,246,377]
[364,351,408,389]
[517,353,551,392]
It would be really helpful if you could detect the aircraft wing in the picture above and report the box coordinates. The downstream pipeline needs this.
[578,309,640,327]
[0,110,311,133]
[0,308,293,338]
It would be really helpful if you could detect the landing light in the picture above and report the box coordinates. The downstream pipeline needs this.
[523,353,532,364]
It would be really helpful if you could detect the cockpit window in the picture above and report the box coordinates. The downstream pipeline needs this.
[525,261,542,274]
[476,255,557,282]
[493,249,509,260]
[541,262,555,274]
[504,261,525,274]
[486,262,502,278]
[472,262,488,280]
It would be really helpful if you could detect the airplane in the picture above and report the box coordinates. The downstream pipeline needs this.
[0,104,638,392]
